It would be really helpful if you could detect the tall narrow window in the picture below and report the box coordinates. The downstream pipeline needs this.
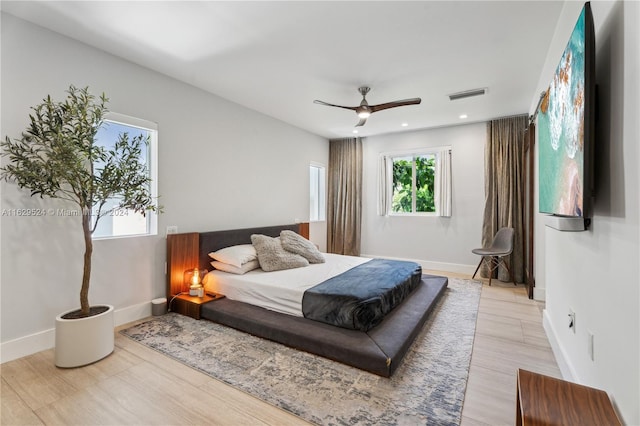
[92,113,158,239]
[310,163,326,222]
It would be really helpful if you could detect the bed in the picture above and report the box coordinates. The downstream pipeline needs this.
[166,223,448,377]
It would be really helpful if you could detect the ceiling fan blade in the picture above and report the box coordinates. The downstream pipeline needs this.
[313,100,358,112]
[370,98,422,113]
[316,88,420,128]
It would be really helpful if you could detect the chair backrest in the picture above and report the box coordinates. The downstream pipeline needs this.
[491,227,514,254]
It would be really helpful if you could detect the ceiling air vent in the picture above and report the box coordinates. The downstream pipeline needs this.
[448,88,487,101]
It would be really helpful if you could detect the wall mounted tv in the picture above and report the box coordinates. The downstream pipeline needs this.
[538,2,595,231]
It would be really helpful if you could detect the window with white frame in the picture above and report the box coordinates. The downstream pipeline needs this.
[391,153,437,214]
[92,113,158,239]
[309,163,326,222]
[379,147,452,217]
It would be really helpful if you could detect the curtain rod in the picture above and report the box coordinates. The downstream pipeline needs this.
[491,113,529,121]
[528,91,547,126]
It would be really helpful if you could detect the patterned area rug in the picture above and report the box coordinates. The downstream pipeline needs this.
[121,278,481,425]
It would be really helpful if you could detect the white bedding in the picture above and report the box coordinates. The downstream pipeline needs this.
[203,253,371,316]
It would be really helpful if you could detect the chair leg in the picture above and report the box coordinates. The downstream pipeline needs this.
[473,256,512,286]
[488,257,493,286]
[472,257,484,280]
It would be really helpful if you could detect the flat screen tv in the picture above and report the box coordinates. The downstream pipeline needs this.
[538,2,595,229]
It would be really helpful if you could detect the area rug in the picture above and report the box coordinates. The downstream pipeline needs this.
[121,278,481,425]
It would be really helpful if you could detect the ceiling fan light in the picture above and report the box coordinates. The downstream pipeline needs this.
[358,111,371,119]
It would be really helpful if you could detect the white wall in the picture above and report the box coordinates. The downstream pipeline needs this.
[361,122,485,273]
[531,1,639,424]
[0,13,328,362]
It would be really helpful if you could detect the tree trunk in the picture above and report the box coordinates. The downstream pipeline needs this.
[80,209,92,316]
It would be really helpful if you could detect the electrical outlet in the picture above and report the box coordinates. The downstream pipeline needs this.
[166,225,178,236]
[568,308,576,333]
[588,330,595,361]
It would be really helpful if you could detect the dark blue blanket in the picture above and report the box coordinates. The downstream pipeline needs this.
[301,259,422,331]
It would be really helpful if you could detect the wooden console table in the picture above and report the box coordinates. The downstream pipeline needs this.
[516,369,621,426]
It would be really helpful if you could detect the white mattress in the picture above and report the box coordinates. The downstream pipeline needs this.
[203,253,370,316]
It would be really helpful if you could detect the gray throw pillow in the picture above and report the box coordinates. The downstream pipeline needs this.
[280,230,325,264]
[250,234,309,272]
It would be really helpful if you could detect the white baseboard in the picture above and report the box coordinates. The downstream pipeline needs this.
[0,328,55,365]
[533,287,546,301]
[114,301,152,326]
[542,308,576,382]
[1,301,152,364]
[359,253,477,276]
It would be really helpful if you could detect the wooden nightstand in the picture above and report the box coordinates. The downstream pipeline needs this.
[516,369,621,426]
[170,293,225,320]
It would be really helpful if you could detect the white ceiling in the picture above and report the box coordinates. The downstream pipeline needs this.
[2,1,564,139]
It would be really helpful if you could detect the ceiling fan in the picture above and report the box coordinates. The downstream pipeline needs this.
[313,86,421,127]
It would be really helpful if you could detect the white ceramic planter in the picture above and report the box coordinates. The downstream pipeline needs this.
[54,305,115,368]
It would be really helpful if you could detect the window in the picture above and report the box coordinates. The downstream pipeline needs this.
[309,163,326,222]
[391,154,436,213]
[92,113,158,239]
[379,147,451,217]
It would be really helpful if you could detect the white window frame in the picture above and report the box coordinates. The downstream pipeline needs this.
[92,112,158,240]
[379,146,451,217]
[309,162,326,222]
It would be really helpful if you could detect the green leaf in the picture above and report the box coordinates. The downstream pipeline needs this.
[0,85,162,315]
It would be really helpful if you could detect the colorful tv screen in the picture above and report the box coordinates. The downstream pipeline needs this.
[539,2,594,218]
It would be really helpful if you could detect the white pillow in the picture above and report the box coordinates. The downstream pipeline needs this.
[210,260,260,275]
[208,244,257,268]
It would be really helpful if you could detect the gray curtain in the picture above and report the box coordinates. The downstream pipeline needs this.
[327,138,362,256]
[481,115,527,282]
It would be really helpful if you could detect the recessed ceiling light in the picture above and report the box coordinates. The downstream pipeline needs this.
[352,129,358,134]
[401,122,409,127]
[459,114,468,119]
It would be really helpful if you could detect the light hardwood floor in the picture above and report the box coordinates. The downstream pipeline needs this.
[2,272,560,426]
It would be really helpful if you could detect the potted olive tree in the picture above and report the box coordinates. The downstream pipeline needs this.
[1,85,161,367]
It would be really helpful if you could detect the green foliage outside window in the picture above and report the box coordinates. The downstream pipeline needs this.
[392,155,436,213]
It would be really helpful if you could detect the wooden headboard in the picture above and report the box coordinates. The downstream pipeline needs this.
[166,223,309,298]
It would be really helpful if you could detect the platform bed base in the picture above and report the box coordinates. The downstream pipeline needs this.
[167,223,448,377]
[201,274,448,377]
